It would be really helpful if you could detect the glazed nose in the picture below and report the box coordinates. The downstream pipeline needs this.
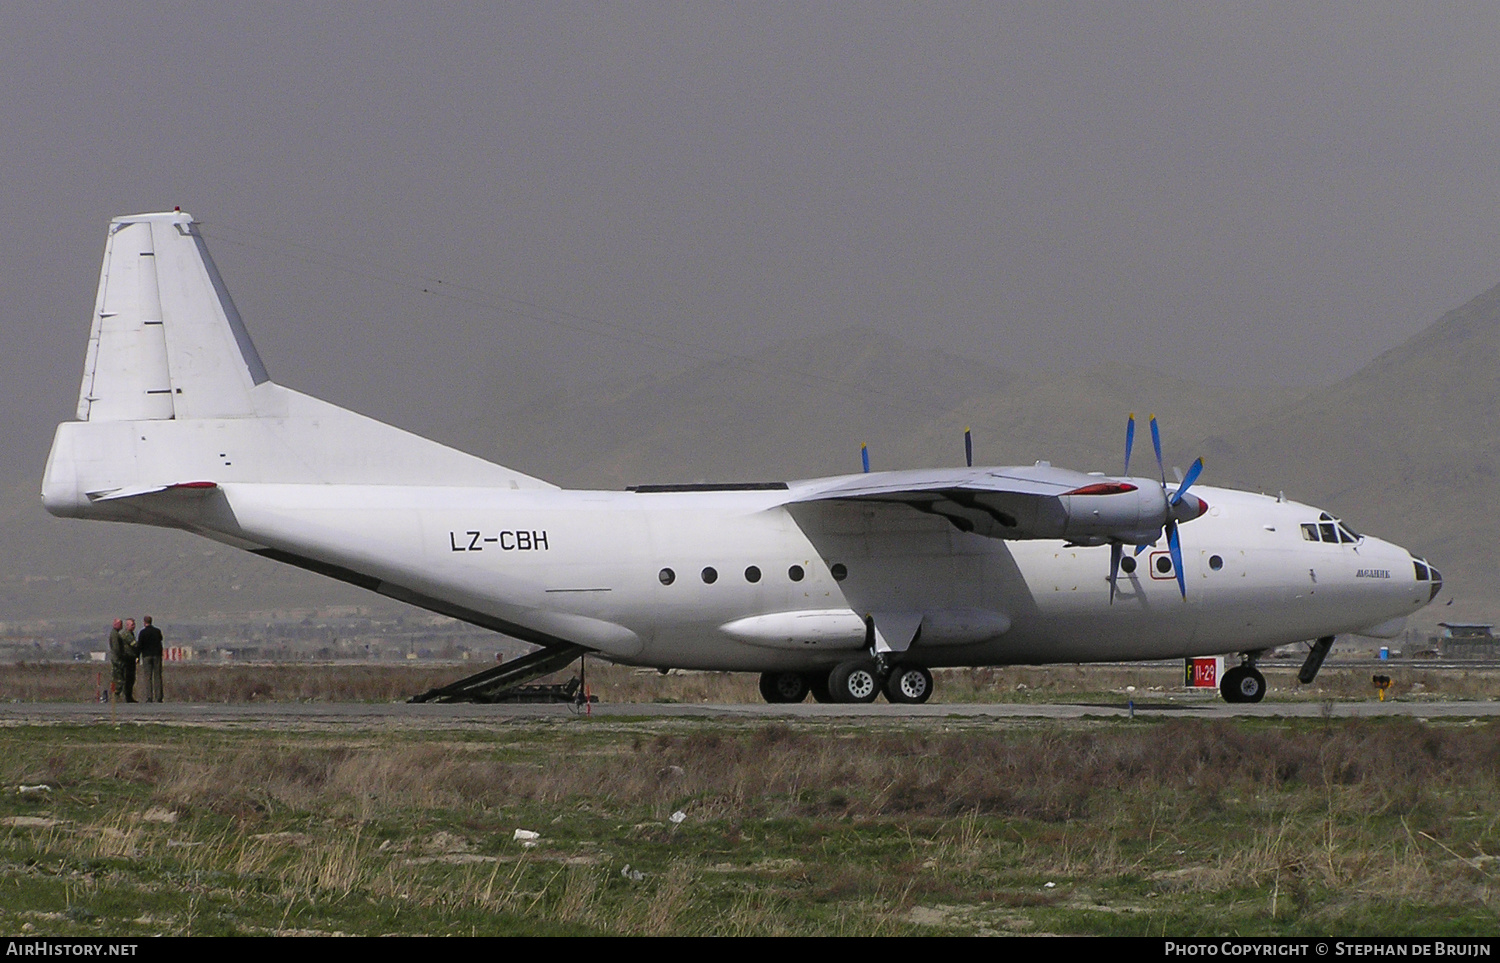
[1413,557,1443,602]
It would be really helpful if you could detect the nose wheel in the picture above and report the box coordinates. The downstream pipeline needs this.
[1219,664,1266,703]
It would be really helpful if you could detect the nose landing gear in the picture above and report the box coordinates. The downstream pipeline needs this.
[1219,655,1267,704]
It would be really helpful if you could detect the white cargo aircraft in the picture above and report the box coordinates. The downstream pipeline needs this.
[43,212,1443,704]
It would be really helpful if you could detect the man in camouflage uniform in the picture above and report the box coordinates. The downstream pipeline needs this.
[109,618,138,703]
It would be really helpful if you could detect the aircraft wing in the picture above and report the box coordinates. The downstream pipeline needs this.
[787,464,1170,544]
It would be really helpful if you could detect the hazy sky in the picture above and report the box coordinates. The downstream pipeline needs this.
[6,2,1500,482]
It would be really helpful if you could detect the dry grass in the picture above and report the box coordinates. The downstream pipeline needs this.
[3,716,1499,934]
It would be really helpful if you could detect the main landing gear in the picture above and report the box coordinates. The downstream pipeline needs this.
[758,660,935,705]
[1219,654,1267,704]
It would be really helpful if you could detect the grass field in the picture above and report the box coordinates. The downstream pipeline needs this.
[3,712,1499,936]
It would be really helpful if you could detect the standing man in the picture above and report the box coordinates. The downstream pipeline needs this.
[118,618,138,703]
[136,616,163,703]
[108,618,137,703]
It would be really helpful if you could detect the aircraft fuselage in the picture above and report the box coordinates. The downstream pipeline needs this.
[127,478,1433,673]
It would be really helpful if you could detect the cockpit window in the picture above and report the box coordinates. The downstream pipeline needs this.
[1301,523,1319,541]
[1319,523,1338,543]
[1340,521,1360,540]
[1414,561,1429,581]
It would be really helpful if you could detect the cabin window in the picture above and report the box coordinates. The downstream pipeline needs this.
[831,563,848,581]
[1120,555,1136,574]
[745,565,761,583]
[788,565,805,582]
[701,567,718,584]
[658,568,675,585]
[1155,555,1173,575]
[1209,555,1223,571]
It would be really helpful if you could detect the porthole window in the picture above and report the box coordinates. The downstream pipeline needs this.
[1209,555,1223,571]
[1155,555,1173,575]
[830,563,848,581]
[701,566,718,584]
[1120,555,1136,574]
[658,567,675,585]
[745,565,761,583]
[788,564,805,582]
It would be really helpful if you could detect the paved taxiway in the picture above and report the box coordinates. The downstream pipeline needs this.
[2,699,1498,729]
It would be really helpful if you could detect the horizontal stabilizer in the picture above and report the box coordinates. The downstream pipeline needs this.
[86,481,219,502]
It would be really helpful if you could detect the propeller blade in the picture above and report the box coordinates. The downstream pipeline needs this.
[1108,542,1122,604]
[1171,457,1204,504]
[861,444,870,473]
[1123,414,1135,477]
[964,428,973,468]
[1167,519,1186,599]
[1149,415,1165,485]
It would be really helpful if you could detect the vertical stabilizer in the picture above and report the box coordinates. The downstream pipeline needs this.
[76,211,268,422]
[46,210,556,517]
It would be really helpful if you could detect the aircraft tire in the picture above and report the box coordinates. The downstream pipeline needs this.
[829,659,881,703]
[1219,666,1266,704]
[759,671,810,704]
[807,672,835,703]
[884,665,933,704]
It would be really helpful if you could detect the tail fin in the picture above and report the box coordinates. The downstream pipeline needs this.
[46,211,551,520]
[77,211,268,422]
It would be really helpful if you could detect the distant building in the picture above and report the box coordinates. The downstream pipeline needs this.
[1437,623,1498,660]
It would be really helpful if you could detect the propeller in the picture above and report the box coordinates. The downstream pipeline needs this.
[1111,414,1207,602]
[1108,414,1135,603]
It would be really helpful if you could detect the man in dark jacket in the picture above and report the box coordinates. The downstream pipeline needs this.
[136,616,164,703]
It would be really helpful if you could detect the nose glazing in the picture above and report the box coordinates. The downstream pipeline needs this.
[1412,556,1443,602]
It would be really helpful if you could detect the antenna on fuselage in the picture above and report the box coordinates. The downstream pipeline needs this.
[861,444,871,473]
[964,427,973,468]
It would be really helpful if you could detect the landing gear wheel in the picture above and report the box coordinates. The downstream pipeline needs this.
[883,665,933,704]
[1220,665,1266,704]
[758,671,810,704]
[829,659,881,703]
[808,672,834,704]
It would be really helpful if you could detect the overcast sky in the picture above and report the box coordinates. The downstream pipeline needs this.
[6,2,1500,482]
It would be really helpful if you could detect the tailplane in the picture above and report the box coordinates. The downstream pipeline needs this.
[45,211,552,520]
